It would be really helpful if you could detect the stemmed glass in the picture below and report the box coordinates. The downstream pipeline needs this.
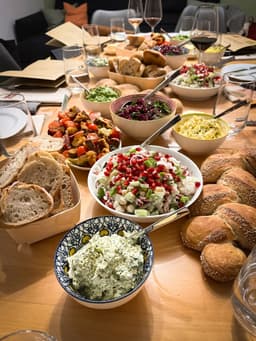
[190,5,218,63]
[127,0,144,35]
[144,0,163,33]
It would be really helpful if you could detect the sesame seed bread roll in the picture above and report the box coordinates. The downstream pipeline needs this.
[180,215,235,251]
[189,184,240,216]
[214,203,256,250]
[217,167,256,207]
[200,243,247,282]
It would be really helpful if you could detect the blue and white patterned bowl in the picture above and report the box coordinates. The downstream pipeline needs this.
[54,215,154,309]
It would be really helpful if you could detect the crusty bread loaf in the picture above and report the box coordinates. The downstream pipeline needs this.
[217,167,256,207]
[189,184,240,216]
[200,153,246,183]
[17,155,63,197]
[143,49,166,67]
[142,64,166,77]
[214,202,256,250]
[29,136,64,152]
[119,56,145,76]
[180,215,235,251]
[200,242,247,282]
[0,181,54,226]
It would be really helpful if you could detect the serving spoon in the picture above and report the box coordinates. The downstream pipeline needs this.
[120,68,181,109]
[71,75,90,95]
[129,206,190,242]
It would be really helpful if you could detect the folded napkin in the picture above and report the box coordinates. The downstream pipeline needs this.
[18,114,45,137]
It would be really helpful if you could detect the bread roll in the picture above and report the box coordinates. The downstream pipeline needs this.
[95,78,118,88]
[214,202,256,250]
[200,153,246,183]
[0,182,54,226]
[17,155,63,197]
[200,242,247,282]
[181,215,235,251]
[189,184,240,216]
[143,49,166,67]
[217,167,256,207]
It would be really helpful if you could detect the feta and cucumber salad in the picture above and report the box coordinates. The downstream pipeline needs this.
[95,147,201,217]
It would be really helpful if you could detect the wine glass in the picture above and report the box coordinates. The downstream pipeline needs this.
[127,0,144,35]
[144,0,162,33]
[190,5,218,63]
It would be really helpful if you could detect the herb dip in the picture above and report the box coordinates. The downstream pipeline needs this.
[85,86,119,103]
[67,232,144,300]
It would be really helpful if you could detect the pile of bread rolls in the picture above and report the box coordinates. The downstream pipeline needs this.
[0,139,75,227]
[180,150,256,282]
[109,49,167,78]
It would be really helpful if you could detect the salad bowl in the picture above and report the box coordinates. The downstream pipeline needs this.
[170,63,221,101]
[88,145,203,223]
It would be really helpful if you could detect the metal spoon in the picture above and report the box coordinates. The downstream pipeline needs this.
[71,75,90,94]
[129,206,190,242]
[120,68,181,109]
[141,114,181,147]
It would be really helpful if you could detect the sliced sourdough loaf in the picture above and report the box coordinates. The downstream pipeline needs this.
[17,155,63,197]
[0,182,54,226]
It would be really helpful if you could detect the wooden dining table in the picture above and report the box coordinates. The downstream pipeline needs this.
[0,59,256,341]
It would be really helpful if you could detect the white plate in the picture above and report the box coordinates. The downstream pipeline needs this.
[88,145,203,223]
[221,63,256,82]
[0,108,27,139]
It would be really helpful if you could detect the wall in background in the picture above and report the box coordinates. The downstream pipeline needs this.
[0,0,44,40]
[221,0,256,18]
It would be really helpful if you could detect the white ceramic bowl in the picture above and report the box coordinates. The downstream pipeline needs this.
[170,81,220,101]
[88,65,109,79]
[80,87,121,118]
[54,215,153,309]
[88,145,203,223]
[110,93,177,141]
[172,112,230,155]
[164,53,189,69]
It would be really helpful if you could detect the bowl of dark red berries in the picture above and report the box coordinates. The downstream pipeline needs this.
[155,44,189,69]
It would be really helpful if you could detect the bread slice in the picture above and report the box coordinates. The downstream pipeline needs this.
[0,145,28,189]
[0,182,54,226]
[17,155,62,197]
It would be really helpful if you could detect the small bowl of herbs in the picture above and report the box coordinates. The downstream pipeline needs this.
[110,93,177,141]
[81,85,121,118]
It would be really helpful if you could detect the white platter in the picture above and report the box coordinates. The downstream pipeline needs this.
[88,145,203,223]
[0,108,27,139]
[221,63,256,82]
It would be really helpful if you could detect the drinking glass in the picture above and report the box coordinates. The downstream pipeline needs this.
[110,18,127,42]
[127,0,144,35]
[82,24,101,58]
[213,73,255,137]
[190,5,218,63]
[231,246,256,336]
[62,45,88,95]
[0,330,57,341]
[144,0,162,33]
[179,15,194,36]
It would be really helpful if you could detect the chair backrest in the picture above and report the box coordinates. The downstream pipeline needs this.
[0,42,21,72]
[91,9,134,31]
[175,5,227,33]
